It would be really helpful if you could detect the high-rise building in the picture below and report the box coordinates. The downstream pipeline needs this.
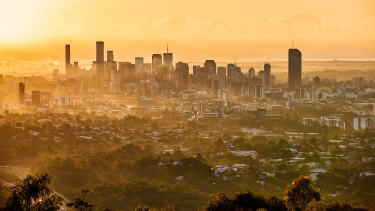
[163,45,173,67]
[212,79,219,96]
[163,53,173,67]
[152,54,162,75]
[258,70,265,86]
[31,90,41,106]
[107,50,114,62]
[96,41,105,91]
[248,67,255,78]
[193,65,206,86]
[96,41,104,62]
[264,63,271,87]
[65,44,73,76]
[175,62,189,90]
[204,60,217,76]
[19,82,25,104]
[217,66,226,88]
[227,64,235,81]
[135,57,144,81]
[288,48,302,90]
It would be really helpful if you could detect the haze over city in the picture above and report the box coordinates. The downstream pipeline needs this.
[0,0,374,61]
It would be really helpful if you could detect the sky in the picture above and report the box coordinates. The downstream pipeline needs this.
[0,0,374,61]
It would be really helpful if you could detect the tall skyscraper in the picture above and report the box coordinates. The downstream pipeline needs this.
[227,64,235,81]
[264,63,271,87]
[19,82,25,104]
[135,57,145,81]
[217,66,226,88]
[107,50,114,62]
[96,41,105,91]
[204,60,216,85]
[65,44,72,76]
[204,60,217,75]
[175,62,189,90]
[163,45,173,67]
[288,48,302,90]
[152,54,162,75]
[96,41,104,62]
[248,67,255,78]
[31,90,41,106]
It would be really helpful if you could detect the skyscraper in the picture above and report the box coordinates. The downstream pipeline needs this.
[19,82,25,104]
[96,41,105,91]
[163,45,173,67]
[107,50,114,62]
[96,41,104,62]
[135,57,145,81]
[288,48,302,90]
[264,63,271,87]
[175,62,189,90]
[204,60,216,75]
[217,66,226,88]
[248,67,255,78]
[152,54,162,76]
[204,60,216,84]
[65,44,72,76]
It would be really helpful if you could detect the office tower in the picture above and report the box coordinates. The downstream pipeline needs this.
[119,62,136,84]
[19,82,25,104]
[248,67,255,78]
[258,70,265,86]
[135,57,144,81]
[212,79,219,96]
[107,50,114,62]
[217,66,226,88]
[264,63,271,87]
[141,63,152,80]
[204,60,217,77]
[233,66,242,82]
[256,86,265,99]
[135,57,144,69]
[32,90,41,106]
[65,44,73,76]
[175,62,189,90]
[96,41,105,91]
[163,45,173,67]
[152,54,162,75]
[193,65,206,86]
[227,64,235,81]
[288,48,302,90]
[96,41,104,62]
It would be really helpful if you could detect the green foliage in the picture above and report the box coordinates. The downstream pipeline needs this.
[83,180,208,210]
[306,200,368,211]
[284,175,321,211]
[5,174,62,211]
[0,184,10,208]
[202,192,286,211]
[67,189,93,211]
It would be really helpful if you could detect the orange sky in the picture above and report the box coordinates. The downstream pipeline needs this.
[0,0,374,61]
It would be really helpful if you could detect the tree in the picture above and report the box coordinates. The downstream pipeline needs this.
[306,200,368,211]
[67,189,93,211]
[5,174,62,211]
[284,175,321,211]
[202,192,286,211]
[0,184,9,208]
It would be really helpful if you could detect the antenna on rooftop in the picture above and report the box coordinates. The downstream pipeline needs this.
[292,41,295,49]
[167,44,169,53]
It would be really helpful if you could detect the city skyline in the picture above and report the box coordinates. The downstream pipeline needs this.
[0,0,374,61]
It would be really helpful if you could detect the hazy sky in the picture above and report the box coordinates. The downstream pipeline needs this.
[0,0,374,61]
